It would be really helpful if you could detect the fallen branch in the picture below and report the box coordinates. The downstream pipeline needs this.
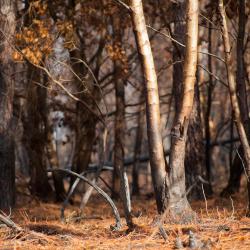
[47,168,121,230]
[0,214,22,231]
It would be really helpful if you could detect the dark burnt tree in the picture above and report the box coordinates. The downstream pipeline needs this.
[0,0,16,209]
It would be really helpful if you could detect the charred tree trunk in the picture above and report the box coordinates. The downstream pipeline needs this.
[218,0,250,215]
[132,95,144,196]
[22,67,53,199]
[46,125,66,201]
[0,0,16,209]
[221,0,248,197]
[205,20,214,194]
[69,43,97,193]
[112,14,133,228]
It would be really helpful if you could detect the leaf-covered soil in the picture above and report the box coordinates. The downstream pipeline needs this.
[1,193,250,249]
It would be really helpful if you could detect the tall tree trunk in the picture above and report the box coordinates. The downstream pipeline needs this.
[218,0,250,215]
[221,0,248,198]
[205,21,214,193]
[22,67,53,199]
[168,0,199,216]
[130,0,198,218]
[171,2,209,200]
[130,0,168,213]
[112,14,133,228]
[0,0,16,209]
[132,95,144,196]
[70,44,97,193]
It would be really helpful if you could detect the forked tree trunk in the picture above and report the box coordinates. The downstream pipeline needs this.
[218,0,250,215]
[171,1,208,200]
[168,0,199,216]
[0,0,16,209]
[130,0,198,219]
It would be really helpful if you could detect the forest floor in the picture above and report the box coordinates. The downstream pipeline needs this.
[1,192,250,249]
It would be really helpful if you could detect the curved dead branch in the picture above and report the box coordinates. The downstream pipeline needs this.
[47,168,121,230]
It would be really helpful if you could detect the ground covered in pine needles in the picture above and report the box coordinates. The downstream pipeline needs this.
[1,193,250,249]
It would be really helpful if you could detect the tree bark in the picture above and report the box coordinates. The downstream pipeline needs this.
[221,0,248,198]
[132,95,144,196]
[130,0,168,213]
[205,20,214,193]
[218,0,250,215]
[168,0,199,216]
[112,14,133,228]
[22,67,53,199]
[0,0,16,209]
[130,0,198,219]
[46,125,66,201]
[171,1,209,200]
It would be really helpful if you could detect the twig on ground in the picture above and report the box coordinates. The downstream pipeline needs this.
[0,213,22,231]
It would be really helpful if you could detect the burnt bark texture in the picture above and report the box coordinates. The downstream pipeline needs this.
[22,67,53,199]
[132,95,144,196]
[205,19,214,194]
[46,125,66,201]
[0,0,16,209]
[70,42,98,193]
[221,0,248,198]
[218,0,250,215]
[112,13,133,228]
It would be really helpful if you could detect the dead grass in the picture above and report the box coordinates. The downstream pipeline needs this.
[1,194,250,249]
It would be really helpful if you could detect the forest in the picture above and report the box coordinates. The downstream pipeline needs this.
[0,0,250,249]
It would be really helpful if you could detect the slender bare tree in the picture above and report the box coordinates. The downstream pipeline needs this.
[112,13,133,229]
[221,0,247,197]
[130,0,199,218]
[218,0,250,215]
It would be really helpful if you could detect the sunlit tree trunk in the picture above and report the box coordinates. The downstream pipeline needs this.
[0,0,16,209]
[171,1,208,200]
[130,0,198,217]
[218,0,250,215]
[130,0,168,213]
[168,0,199,216]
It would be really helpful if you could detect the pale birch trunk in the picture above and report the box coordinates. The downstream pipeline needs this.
[130,0,168,213]
[130,0,198,218]
[168,0,199,216]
